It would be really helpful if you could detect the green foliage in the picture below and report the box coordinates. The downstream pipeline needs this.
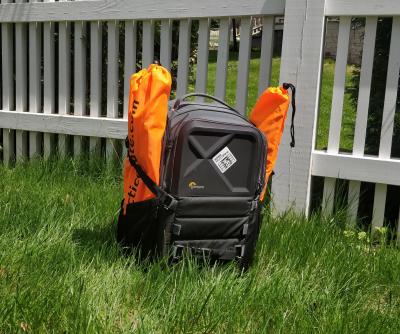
[1,159,400,333]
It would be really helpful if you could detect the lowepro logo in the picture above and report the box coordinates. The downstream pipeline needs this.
[188,181,205,190]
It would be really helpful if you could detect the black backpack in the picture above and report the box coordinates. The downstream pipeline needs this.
[117,93,267,269]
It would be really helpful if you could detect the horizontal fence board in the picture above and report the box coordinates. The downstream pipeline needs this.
[0,0,285,22]
[0,111,127,139]
[326,0,400,16]
[312,151,400,186]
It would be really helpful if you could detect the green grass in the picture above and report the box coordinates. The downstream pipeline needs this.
[1,159,400,333]
[317,58,358,151]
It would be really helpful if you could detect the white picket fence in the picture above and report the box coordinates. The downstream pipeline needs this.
[1,0,400,230]
[273,0,400,232]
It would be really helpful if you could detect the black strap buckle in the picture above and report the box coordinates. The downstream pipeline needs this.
[172,223,182,236]
[171,244,184,262]
[242,224,249,236]
[160,192,177,211]
[235,244,245,260]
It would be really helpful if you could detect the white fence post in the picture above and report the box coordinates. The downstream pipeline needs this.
[272,0,326,215]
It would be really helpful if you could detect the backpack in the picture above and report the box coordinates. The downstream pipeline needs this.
[117,93,267,270]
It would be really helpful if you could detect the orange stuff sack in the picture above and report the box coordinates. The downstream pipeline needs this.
[123,64,172,212]
[249,83,296,200]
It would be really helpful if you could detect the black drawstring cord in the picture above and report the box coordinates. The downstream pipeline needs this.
[282,83,296,148]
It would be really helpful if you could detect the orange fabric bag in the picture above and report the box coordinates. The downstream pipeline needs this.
[123,64,172,212]
[249,83,296,200]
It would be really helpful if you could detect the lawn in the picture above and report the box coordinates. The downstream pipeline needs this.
[1,159,400,333]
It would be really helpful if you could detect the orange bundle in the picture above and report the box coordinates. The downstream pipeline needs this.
[123,64,172,212]
[249,83,296,200]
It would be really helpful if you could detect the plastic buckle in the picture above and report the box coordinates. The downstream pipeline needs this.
[235,245,245,260]
[172,223,182,236]
[172,244,184,262]
[242,224,249,236]
[161,193,176,211]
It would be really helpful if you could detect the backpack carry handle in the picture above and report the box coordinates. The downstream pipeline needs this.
[173,93,241,115]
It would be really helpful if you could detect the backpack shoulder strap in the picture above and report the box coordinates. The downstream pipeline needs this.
[126,149,176,211]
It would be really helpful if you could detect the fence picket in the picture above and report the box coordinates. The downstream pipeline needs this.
[43,20,55,158]
[142,20,154,68]
[195,18,210,100]
[58,21,71,155]
[89,21,103,154]
[160,19,172,71]
[29,20,42,158]
[372,183,387,230]
[378,17,400,159]
[177,19,191,97]
[322,16,351,214]
[322,177,335,214]
[123,21,136,118]
[258,16,274,95]
[15,3,28,160]
[371,17,400,229]
[2,12,15,165]
[347,16,377,223]
[106,20,120,159]
[215,17,230,100]
[235,16,252,114]
[74,21,87,156]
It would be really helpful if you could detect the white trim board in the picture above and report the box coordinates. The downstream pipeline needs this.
[0,0,284,23]
[0,110,127,139]
[312,151,400,186]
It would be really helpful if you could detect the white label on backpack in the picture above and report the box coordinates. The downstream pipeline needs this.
[212,146,237,174]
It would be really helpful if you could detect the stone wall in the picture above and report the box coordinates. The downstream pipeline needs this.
[324,19,364,65]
